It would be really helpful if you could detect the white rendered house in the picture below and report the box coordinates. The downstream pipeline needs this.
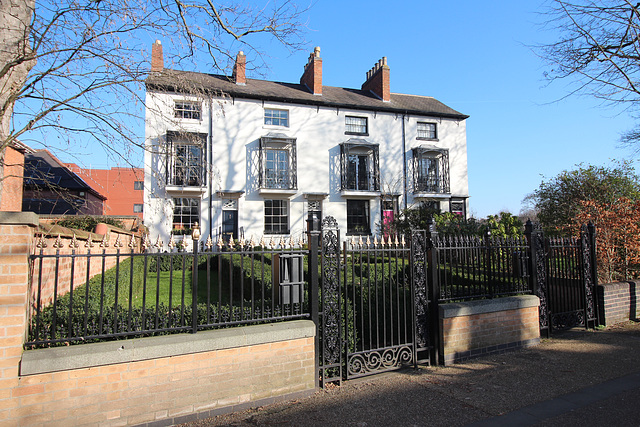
[144,42,469,245]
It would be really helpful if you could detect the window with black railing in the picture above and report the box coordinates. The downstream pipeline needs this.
[259,136,297,190]
[167,131,206,187]
[412,147,450,194]
[340,141,380,192]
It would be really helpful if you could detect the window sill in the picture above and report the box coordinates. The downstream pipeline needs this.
[263,125,290,130]
[166,185,206,195]
[345,132,369,136]
[413,192,451,199]
[416,137,439,141]
[340,189,380,199]
[259,188,297,197]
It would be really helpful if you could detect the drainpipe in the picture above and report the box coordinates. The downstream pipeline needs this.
[208,97,213,241]
[402,113,408,210]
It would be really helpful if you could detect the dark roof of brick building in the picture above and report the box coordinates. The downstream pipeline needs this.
[146,70,469,120]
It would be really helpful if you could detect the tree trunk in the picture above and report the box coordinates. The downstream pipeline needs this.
[0,0,35,207]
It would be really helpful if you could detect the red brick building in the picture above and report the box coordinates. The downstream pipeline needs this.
[23,150,107,215]
[66,165,144,219]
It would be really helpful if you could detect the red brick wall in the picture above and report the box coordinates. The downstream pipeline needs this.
[68,167,143,219]
[0,213,38,425]
[0,213,316,426]
[440,296,540,365]
[597,281,640,326]
[1,146,26,212]
[12,333,314,426]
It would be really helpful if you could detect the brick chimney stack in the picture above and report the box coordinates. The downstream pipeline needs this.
[233,51,246,85]
[362,57,390,102]
[151,40,164,72]
[300,46,322,95]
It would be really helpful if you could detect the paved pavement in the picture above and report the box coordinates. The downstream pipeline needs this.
[182,321,640,426]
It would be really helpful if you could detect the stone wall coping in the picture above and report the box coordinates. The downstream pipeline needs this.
[440,295,540,319]
[21,320,315,376]
[598,281,638,290]
[0,211,39,227]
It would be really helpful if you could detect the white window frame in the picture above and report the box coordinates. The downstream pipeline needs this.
[345,116,368,135]
[174,101,202,120]
[264,199,289,234]
[264,109,289,127]
[417,122,437,140]
[172,197,200,230]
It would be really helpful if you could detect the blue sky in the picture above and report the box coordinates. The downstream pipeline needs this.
[259,0,636,218]
[54,0,637,218]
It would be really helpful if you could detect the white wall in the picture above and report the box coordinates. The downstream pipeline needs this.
[144,89,468,245]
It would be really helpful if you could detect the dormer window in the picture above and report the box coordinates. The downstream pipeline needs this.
[264,109,289,127]
[174,101,201,120]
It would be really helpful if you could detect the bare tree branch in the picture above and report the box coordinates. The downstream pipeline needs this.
[538,1,640,145]
[0,0,309,200]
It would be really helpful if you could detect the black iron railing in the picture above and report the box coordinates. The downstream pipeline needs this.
[26,237,308,349]
[434,232,532,302]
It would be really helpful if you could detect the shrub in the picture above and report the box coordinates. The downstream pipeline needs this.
[56,215,124,232]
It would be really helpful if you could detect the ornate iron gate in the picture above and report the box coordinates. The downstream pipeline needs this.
[316,217,434,385]
[527,222,598,335]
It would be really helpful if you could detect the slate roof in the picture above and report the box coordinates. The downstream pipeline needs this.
[24,150,106,200]
[146,69,469,120]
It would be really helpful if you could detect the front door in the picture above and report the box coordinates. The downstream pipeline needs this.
[382,199,397,237]
[222,210,238,240]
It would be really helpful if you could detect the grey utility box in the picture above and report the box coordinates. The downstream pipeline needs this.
[273,253,304,305]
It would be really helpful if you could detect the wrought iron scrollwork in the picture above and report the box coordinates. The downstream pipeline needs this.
[580,226,596,321]
[412,231,429,349]
[347,346,413,377]
[321,216,342,370]
[552,310,585,330]
[532,225,549,330]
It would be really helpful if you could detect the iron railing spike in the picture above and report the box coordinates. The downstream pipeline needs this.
[101,233,111,248]
[53,234,63,249]
[69,233,79,249]
[36,235,47,249]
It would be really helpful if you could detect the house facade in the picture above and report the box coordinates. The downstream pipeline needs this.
[144,41,469,245]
